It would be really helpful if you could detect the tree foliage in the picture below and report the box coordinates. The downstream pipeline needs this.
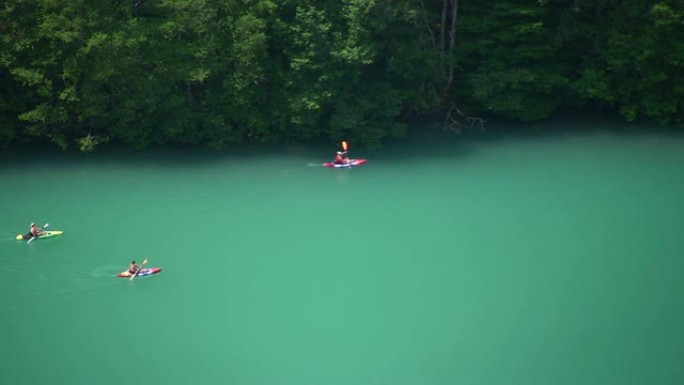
[1,0,682,151]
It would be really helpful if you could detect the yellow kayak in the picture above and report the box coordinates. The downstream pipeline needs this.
[16,231,64,241]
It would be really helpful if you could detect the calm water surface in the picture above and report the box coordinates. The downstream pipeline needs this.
[1,126,683,385]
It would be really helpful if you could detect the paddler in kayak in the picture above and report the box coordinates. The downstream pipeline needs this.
[334,140,351,165]
[333,151,349,165]
[129,261,141,275]
[28,223,46,238]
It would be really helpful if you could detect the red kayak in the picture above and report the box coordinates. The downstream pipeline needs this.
[322,159,367,168]
[117,267,162,278]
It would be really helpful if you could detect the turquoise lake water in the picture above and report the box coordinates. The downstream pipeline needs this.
[1,125,683,384]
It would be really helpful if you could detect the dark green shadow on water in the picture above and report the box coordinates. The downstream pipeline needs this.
[2,113,682,170]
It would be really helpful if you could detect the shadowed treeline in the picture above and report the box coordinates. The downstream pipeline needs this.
[1,1,683,152]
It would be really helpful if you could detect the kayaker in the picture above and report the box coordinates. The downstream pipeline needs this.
[334,151,349,164]
[29,223,45,237]
[129,261,141,275]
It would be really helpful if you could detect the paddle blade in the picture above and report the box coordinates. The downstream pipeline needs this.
[43,223,49,228]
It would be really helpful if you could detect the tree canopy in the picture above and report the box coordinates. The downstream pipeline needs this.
[1,0,682,151]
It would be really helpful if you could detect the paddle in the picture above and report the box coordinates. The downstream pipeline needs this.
[341,140,350,165]
[27,223,49,245]
[129,259,148,281]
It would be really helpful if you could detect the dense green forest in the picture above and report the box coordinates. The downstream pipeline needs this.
[1,0,683,151]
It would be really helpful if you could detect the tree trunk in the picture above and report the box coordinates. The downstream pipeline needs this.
[440,0,448,52]
[445,0,459,93]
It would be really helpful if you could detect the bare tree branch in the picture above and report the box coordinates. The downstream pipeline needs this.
[444,103,486,133]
